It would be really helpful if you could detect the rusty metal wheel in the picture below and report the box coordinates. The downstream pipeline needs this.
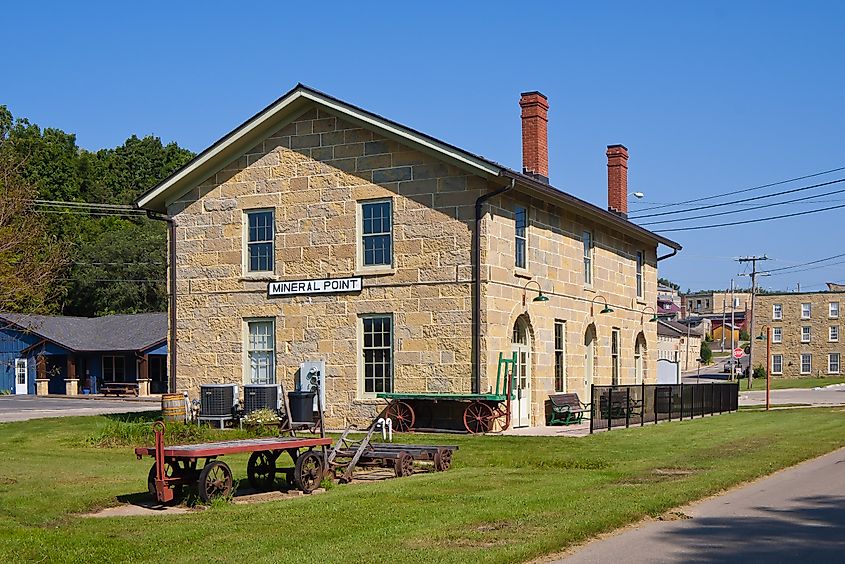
[247,451,276,491]
[384,401,415,432]
[147,461,184,502]
[197,460,233,503]
[293,450,323,493]
[434,448,453,472]
[394,451,414,478]
[463,402,495,434]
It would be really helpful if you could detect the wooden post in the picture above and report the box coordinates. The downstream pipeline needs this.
[137,354,151,397]
[766,326,772,411]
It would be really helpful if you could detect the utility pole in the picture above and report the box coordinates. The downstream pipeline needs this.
[730,278,735,381]
[738,255,771,390]
[721,296,727,352]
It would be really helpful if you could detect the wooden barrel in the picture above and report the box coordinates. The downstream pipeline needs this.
[161,393,187,423]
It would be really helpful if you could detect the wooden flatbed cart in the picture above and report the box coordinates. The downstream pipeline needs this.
[135,421,332,503]
[377,352,515,434]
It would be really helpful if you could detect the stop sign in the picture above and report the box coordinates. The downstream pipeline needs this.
[733,348,744,359]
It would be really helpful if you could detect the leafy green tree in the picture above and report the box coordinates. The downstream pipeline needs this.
[739,329,750,341]
[700,341,713,364]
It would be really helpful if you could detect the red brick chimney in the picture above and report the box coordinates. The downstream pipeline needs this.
[606,144,629,216]
[519,91,549,183]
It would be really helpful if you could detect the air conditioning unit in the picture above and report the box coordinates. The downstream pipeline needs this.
[199,384,239,417]
[243,384,282,414]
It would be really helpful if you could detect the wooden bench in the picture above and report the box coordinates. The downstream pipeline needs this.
[100,382,139,397]
[548,393,591,426]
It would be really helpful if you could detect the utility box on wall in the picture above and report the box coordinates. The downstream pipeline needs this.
[298,360,326,410]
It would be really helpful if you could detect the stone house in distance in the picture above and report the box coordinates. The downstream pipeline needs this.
[136,85,681,428]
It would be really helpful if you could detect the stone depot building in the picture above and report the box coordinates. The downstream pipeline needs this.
[136,85,681,428]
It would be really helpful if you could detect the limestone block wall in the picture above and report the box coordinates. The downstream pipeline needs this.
[167,106,488,427]
[482,192,659,425]
[752,292,845,378]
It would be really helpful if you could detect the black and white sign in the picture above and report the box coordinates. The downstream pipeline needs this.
[268,277,362,297]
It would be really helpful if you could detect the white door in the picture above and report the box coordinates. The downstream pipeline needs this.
[511,318,531,428]
[15,358,28,395]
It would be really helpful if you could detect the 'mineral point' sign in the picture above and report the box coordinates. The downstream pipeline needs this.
[268,277,362,297]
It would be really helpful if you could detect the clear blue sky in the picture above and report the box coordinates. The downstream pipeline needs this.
[5,1,844,293]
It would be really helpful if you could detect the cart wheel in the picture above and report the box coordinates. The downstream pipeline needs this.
[197,460,233,503]
[247,451,276,491]
[394,451,414,478]
[385,401,415,432]
[433,448,453,472]
[463,402,495,434]
[293,451,323,493]
[147,462,184,501]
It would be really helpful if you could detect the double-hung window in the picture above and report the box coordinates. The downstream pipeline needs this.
[611,329,620,385]
[514,206,527,269]
[801,326,811,343]
[362,315,392,395]
[801,303,811,319]
[830,326,839,342]
[829,353,840,374]
[772,327,782,343]
[635,251,644,299]
[582,231,593,285]
[361,200,392,267]
[830,302,839,319]
[246,210,274,273]
[554,320,566,392]
[772,304,782,320]
[772,354,783,374]
[247,319,275,384]
[103,356,126,383]
[800,353,812,374]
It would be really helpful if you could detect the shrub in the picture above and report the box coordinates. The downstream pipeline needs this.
[700,341,713,364]
[739,329,750,341]
[753,364,767,380]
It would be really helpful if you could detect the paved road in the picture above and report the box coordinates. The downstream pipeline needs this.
[739,386,845,407]
[554,447,845,563]
[0,396,159,422]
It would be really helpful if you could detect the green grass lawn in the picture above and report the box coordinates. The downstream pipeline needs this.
[1,408,845,563]
[758,376,845,390]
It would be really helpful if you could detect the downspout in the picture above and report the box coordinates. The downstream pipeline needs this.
[146,210,177,394]
[472,179,515,393]
[657,246,679,262]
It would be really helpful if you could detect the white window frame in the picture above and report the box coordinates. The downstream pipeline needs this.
[829,302,839,319]
[245,318,275,385]
[772,327,782,343]
[829,353,840,374]
[771,354,783,375]
[358,199,393,270]
[15,358,27,386]
[554,320,566,392]
[801,303,811,319]
[772,303,782,320]
[611,328,621,385]
[830,326,839,342]
[635,251,644,299]
[359,314,393,398]
[514,206,528,270]
[244,208,275,274]
[801,326,811,343]
[582,231,593,286]
[800,353,812,375]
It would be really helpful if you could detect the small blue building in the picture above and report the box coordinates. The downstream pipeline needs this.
[0,313,167,395]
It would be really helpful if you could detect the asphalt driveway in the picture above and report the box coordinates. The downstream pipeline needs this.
[0,395,159,422]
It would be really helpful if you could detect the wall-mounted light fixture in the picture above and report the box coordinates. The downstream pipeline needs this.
[522,280,550,306]
[640,306,658,323]
[590,295,614,315]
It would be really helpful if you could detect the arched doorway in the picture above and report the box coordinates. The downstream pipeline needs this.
[511,315,532,428]
[634,332,647,384]
[584,323,597,399]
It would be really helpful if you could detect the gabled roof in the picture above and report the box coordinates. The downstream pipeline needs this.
[136,84,681,251]
[658,319,703,338]
[0,312,167,353]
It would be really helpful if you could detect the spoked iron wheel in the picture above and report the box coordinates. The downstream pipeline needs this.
[247,451,276,491]
[463,401,495,434]
[147,461,184,502]
[197,460,233,503]
[394,452,414,478]
[293,450,324,494]
[385,401,415,432]
[433,448,452,472]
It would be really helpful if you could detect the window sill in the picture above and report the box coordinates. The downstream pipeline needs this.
[240,274,279,282]
[353,397,388,405]
[356,266,396,277]
[513,268,532,280]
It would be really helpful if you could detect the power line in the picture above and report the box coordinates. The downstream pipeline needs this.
[766,259,845,277]
[627,165,845,214]
[630,177,845,220]
[766,252,845,273]
[640,184,845,226]
[654,200,845,233]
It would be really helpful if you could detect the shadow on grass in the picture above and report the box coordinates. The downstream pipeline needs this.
[663,494,845,563]
[101,411,162,423]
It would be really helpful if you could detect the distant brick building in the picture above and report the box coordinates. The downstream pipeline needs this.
[136,85,681,428]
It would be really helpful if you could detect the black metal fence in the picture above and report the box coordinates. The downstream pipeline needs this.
[589,382,739,433]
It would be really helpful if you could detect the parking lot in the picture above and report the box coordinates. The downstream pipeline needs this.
[0,396,159,423]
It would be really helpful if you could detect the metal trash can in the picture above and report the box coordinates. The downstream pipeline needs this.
[288,391,316,423]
